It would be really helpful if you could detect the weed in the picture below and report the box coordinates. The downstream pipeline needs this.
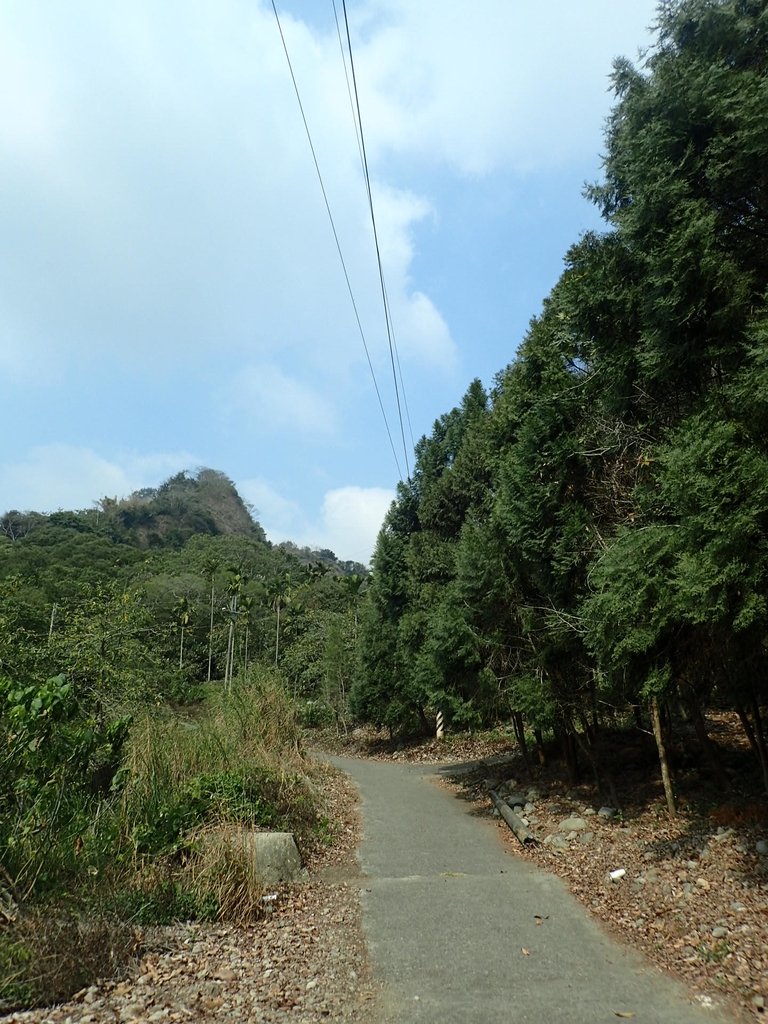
[0,910,140,1012]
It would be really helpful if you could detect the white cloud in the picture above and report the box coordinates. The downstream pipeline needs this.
[0,445,198,513]
[355,0,655,174]
[225,363,339,436]
[317,485,394,563]
[0,1,467,386]
[369,184,456,370]
[239,477,394,565]
[237,476,304,535]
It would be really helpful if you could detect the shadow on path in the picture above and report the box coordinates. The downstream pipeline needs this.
[328,755,738,1024]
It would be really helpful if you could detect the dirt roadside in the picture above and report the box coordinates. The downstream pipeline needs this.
[1,762,377,1024]
[330,725,767,1021]
[3,728,766,1023]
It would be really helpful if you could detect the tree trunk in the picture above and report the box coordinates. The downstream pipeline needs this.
[179,626,185,669]
[512,712,529,764]
[558,726,579,784]
[575,714,620,808]
[274,601,281,667]
[651,697,676,815]
[686,696,730,791]
[751,697,768,791]
[534,728,547,766]
[207,579,215,683]
[738,698,768,795]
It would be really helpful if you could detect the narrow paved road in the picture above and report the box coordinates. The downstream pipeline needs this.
[331,756,736,1024]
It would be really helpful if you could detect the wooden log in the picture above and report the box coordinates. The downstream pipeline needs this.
[489,790,539,847]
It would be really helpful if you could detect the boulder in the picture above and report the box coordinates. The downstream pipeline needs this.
[200,829,307,885]
[558,816,589,833]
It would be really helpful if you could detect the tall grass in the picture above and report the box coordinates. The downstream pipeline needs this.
[121,667,315,854]
[1,666,322,1010]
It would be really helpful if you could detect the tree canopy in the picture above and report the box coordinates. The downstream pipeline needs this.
[352,0,768,796]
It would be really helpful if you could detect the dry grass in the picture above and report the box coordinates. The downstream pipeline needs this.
[0,910,141,1012]
[185,824,268,924]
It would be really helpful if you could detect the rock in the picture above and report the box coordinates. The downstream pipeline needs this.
[752,995,765,1012]
[597,806,617,819]
[682,882,694,895]
[756,839,768,856]
[200,828,307,885]
[558,816,589,832]
[543,834,569,850]
[712,828,734,843]
[503,794,528,809]
[524,802,535,813]
[583,807,596,816]
[526,787,543,801]
[696,877,711,891]
[214,967,236,981]
[578,831,594,845]
[119,1004,146,1021]
[496,779,518,796]
[730,901,746,912]
[711,926,728,939]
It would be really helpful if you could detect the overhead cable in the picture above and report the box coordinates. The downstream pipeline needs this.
[332,0,415,457]
[339,0,412,479]
[271,0,404,480]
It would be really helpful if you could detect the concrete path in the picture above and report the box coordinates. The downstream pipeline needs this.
[330,756,736,1024]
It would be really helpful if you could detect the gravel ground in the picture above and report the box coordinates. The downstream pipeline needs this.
[322,726,768,1019]
[4,730,766,1023]
[2,765,379,1024]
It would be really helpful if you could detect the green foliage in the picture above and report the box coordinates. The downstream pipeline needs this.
[0,671,132,895]
[128,770,277,856]
[355,0,768,792]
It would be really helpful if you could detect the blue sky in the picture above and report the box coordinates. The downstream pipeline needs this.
[0,1,658,564]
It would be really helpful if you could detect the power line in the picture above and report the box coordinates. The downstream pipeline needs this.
[270,0,403,480]
[332,1,415,457]
[340,0,412,479]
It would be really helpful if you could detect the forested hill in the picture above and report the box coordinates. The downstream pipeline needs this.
[2,468,264,551]
[0,467,366,692]
[351,0,768,803]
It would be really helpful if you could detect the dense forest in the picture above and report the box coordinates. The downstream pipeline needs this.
[350,0,768,809]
